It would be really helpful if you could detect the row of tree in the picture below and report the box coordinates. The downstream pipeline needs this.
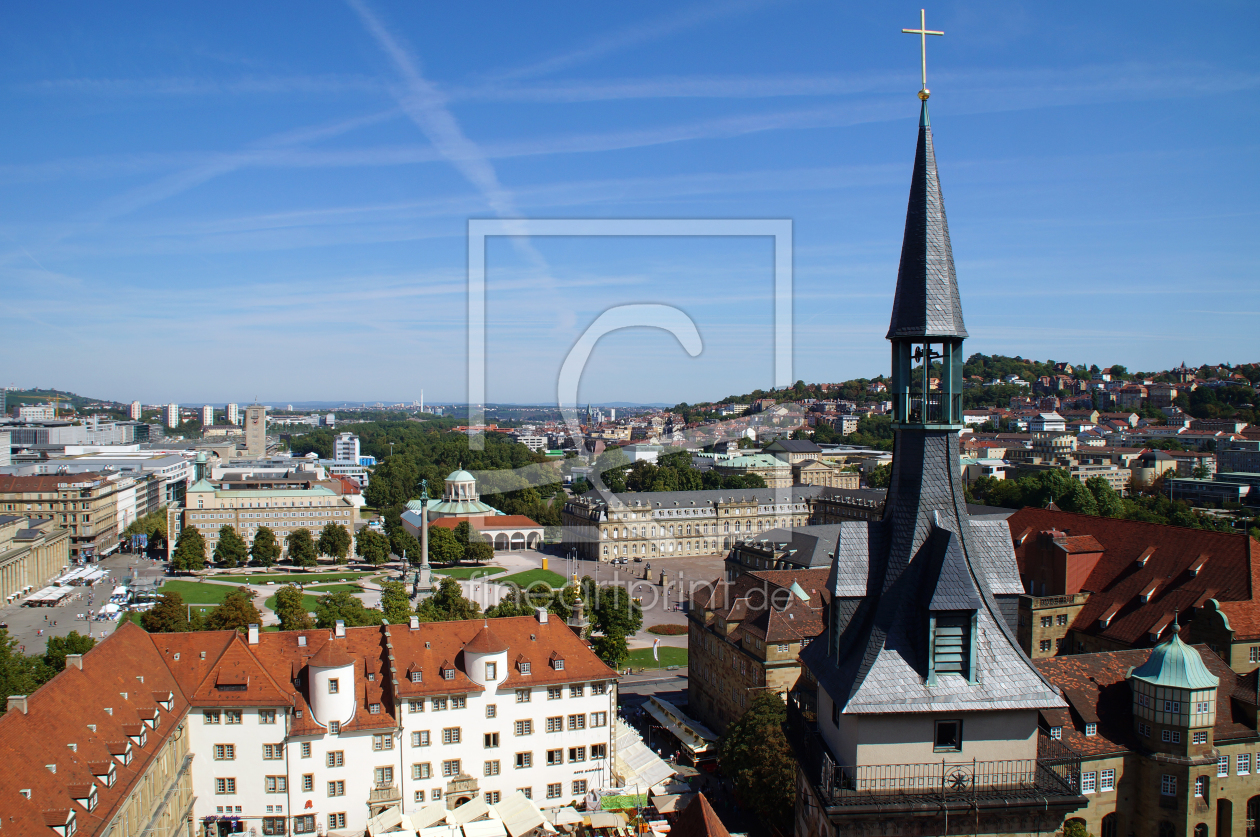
[170,522,354,572]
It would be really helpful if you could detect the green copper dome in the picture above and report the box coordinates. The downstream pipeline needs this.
[1130,632,1219,690]
[446,469,476,483]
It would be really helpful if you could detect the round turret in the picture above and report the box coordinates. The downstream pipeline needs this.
[463,623,509,689]
[445,470,478,502]
[1129,631,1219,750]
[307,640,356,728]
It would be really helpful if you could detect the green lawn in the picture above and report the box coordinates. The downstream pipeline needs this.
[497,569,567,590]
[156,580,244,605]
[627,646,688,670]
[434,565,504,580]
[201,571,373,585]
[263,584,361,614]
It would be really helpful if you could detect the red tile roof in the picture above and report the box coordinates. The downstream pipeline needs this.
[430,515,542,532]
[1010,508,1260,646]
[672,793,731,837]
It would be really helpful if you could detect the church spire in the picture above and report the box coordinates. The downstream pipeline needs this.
[886,100,966,341]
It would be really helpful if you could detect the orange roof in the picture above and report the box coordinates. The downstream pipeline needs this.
[308,639,356,668]
[464,623,509,654]
[430,515,542,532]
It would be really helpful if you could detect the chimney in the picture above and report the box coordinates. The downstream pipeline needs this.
[535,607,548,624]
[410,616,419,630]
[7,695,28,714]
[335,619,345,638]
[248,624,259,645]
[65,654,84,671]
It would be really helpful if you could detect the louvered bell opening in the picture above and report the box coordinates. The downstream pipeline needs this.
[933,614,970,678]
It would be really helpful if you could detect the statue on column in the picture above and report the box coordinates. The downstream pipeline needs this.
[413,478,435,599]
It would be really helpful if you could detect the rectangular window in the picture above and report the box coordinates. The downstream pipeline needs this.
[413,730,431,747]
[1039,639,1052,652]
[568,746,586,762]
[263,744,283,760]
[215,778,236,795]
[518,788,532,800]
[1196,775,1208,798]
[932,614,970,678]
[1219,756,1230,777]
[432,698,447,711]
[451,696,466,710]
[484,791,501,805]
[265,776,286,793]
[1099,769,1115,792]
[592,682,608,695]
[328,721,340,734]
[516,689,531,703]
[484,732,499,748]
[204,711,221,724]
[591,712,607,727]
[515,720,533,736]
[572,780,587,795]
[485,663,497,680]
[413,763,432,780]
[592,743,607,759]
[293,816,315,835]
[327,781,345,797]
[302,775,313,793]
[546,783,562,799]
[374,766,394,785]
[1195,701,1211,714]
[409,699,424,713]
[214,744,235,760]
[486,704,497,719]
[1081,772,1096,794]
[1160,775,1176,796]
[546,716,563,733]
[1085,723,1097,737]
[328,814,346,831]
[328,678,339,694]
[570,685,584,698]
[1239,754,1251,775]
[411,671,422,683]
[1138,722,1150,738]
[1056,614,1068,626]
[414,789,426,803]
[1251,647,1259,664]
[547,749,563,766]
[1161,729,1171,742]
[568,714,586,731]
[442,760,461,777]
[301,742,311,759]
[262,817,286,836]
[369,703,381,714]
[934,719,963,752]
[547,687,562,700]
[484,760,501,776]
[259,710,277,724]
[1040,616,1052,628]
[1193,731,1208,744]
[327,751,344,768]
[1164,700,1181,713]
[442,727,461,745]
[516,752,532,769]
[432,788,442,801]
[373,734,393,751]
[520,662,531,674]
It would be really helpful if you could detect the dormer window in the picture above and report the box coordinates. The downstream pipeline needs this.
[411,670,422,683]
[929,612,973,683]
[552,658,565,671]
[443,668,455,681]
[520,661,531,675]
[1085,723,1097,736]
[1049,726,1062,740]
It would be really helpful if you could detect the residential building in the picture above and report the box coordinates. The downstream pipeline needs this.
[1218,440,1260,474]
[333,432,360,463]
[808,487,886,524]
[201,405,215,426]
[0,614,615,837]
[1165,478,1249,507]
[0,473,123,560]
[688,568,829,732]
[513,434,547,453]
[1036,637,1260,837]
[18,404,57,421]
[562,487,816,561]
[1009,507,1260,669]
[711,453,791,488]
[1031,412,1068,433]
[0,514,70,603]
[244,405,267,458]
[0,430,9,467]
[129,400,143,420]
[226,403,240,425]
[791,98,1083,837]
[19,450,191,505]
[165,403,180,429]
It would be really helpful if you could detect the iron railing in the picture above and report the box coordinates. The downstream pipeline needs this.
[786,696,1081,807]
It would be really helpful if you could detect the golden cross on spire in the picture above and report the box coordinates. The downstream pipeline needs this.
[902,9,943,100]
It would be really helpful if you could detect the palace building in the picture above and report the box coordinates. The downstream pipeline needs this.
[0,613,617,837]
[789,91,1087,835]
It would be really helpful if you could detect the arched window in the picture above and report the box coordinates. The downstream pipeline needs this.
[1195,824,1210,837]
[1160,822,1176,837]
[1100,813,1118,837]
[1247,797,1260,837]
[650,526,656,537]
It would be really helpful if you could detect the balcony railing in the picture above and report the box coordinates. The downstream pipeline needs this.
[786,697,1081,808]
[1029,592,1090,609]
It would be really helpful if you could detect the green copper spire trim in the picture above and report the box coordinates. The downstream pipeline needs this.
[1130,631,1219,690]
[920,100,930,128]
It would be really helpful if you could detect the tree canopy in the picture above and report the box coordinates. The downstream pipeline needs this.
[416,578,481,622]
[250,526,280,567]
[427,526,463,566]
[314,590,384,628]
[287,528,318,568]
[318,522,352,562]
[356,529,391,566]
[204,587,263,631]
[380,581,413,625]
[719,692,796,834]
[274,584,314,631]
[213,526,248,569]
[43,631,96,673]
[141,592,204,633]
[171,526,206,573]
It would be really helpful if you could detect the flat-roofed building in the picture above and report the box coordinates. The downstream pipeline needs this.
[712,453,791,488]
[244,405,267,458]
[164,403,180,428]
[0,473,123,561]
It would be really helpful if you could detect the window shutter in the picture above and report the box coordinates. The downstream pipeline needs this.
[933,614,970,677]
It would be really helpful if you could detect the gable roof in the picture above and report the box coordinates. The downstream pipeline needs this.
[671,793,730,837]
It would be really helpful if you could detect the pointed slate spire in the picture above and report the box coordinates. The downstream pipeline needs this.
[886,101,967,340]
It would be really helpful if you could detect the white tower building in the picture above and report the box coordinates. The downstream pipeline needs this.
[164,403,180,429]
[129,401,142,420]
[307,628,357,729]
[333,432,360,464]
[226,403,240,425]
[200,404,214,426]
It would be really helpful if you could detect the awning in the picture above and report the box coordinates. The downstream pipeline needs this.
[642,696,718,758]
[613,720,675,789]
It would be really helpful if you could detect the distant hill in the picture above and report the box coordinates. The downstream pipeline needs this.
[5,388,121,410]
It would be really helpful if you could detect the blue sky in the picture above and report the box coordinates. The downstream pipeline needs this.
[1,2,1257,406]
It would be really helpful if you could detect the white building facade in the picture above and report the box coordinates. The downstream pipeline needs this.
[166,403,181,428]
[333,433,360,464]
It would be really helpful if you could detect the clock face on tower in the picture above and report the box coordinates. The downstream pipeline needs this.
[251,416,259,424]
